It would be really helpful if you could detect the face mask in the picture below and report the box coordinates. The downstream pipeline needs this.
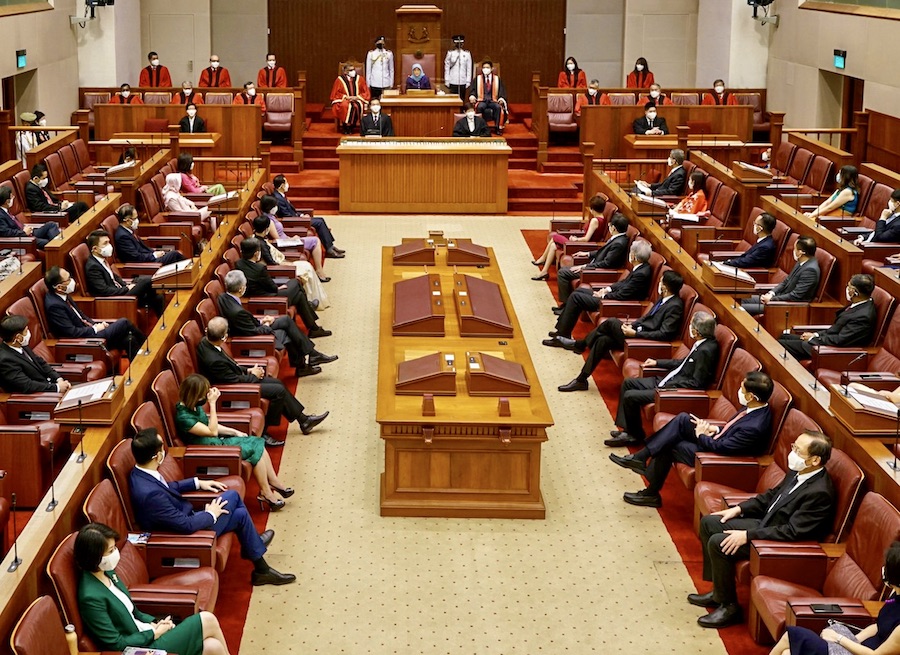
[19,330,30,348]
[39,119,47,127]
[121,90,130,98]
[482,68,491,76]
[151,59,160,67]
[883,566,891,587]
[157,449,166,466]
[99,244,113,258]
[761,150,770,162]
[836,174,842,184]
[210,61,219,69]
[846,287,855,302]
[347,71,356,79]
[247,88,256,96]
[689,325,698,340]
[376,43,385,50]
[98,547,120,572]
[793,249,801,262]
[371,105,381,114]
[667,158,674,167]
[466,112,475,119]
[889,200,898,213]
[184,88,193,96]
[650,90,660,98]
[187,109,196,117]
[588,88,597,96]
[130,219,140,230]
[753,224,763,234]
[658,283,665,296]
[63,279,75,295]
[738,390,750,407]
[38,178,49,188]
[787,450,809,472]
[636,64,644,71]
[567,63,575,71]
[647,112,657,120]
[714,85,725,94]
[283,184,289,193]
[267,60,276,69]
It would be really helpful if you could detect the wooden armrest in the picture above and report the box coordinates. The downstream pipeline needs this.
[216,384,263,410]
[623,340,677,361]
[791,324,829,334]
[91,297,139,323]
[750,541,828,589]
[694,453,762,491]
[640,366,666,378]
[229,336,276,358]
[5,393,63,423]
[144,531,217,576]
[182,445,243,478]
[598,300,648,320]
[579,269,625,285]
[562,241,602,257]
[0,237,38,255]
[129,586,200,621]
[786,598,877,634]
[245,297,289,316]
[810,348,868,372]
[859,243,900,255]
[706,250,744,261]
[117,263,161,277]
[840,372,900,390]
[696,239,739,255]
[654,390,712,417]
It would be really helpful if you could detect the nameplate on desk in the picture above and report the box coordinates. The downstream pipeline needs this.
[393,274,445,336]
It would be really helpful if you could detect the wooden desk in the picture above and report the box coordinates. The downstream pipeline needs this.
[43,193,122,271]
[690,151,769,224]
[377,245,553,518]
[94,104,261,157]
[624,134,747,166]
[0,262,42,316]
[337,138,511,214]
[580,105,754,159]
[380,95,460,137]
[109,132,221,157]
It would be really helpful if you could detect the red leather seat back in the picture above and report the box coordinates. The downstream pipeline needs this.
[178,320,204,370]
[703,176,722,210]
[12,170,32,201]
[804,156,834,194]
[6,297,43,345]
[870,308,900,371]
[10,596,71,655]
[863,183,893,224]
[720,348,762,405]
[44,153,70,191]
[223,247,240,267]
[105,438,142,530]
[67,244,92,299]
[214,262,231,286]
[679,284,699,322]
[59,146,82,181]
[823,492,900,597]
[770,219,790,260]
[670,92,698,106]
[151,370,187,446]
[137,183,162,222]
[709,186,737,224]
[263,93,293,132]
[821,448,865,544]
[196,298,218,330]
[238,222,254,239]
[28,280,54,340]
[871,287,896,346]
[766,382,792,451]
[46,532,98,651]
[607,92,635,105]
[100,214,118,237]
[786,148,814,184]
[711,324,738,389]
[204,92,233,105]
[772,233,799,280]
[204,279,224,304]
[71,140,93,173]
[166,342,195,384]
[131,400,177,449]
[811,248,836,303]
[855,174,875,217]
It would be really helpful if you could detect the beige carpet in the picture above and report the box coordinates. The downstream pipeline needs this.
[239,216,728,654]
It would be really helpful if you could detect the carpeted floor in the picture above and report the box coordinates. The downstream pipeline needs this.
[228,216,764,654]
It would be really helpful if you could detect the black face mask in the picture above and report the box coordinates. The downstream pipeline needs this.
[376,43,384,49]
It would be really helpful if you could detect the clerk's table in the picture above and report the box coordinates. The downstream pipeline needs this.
[379,93,461,136]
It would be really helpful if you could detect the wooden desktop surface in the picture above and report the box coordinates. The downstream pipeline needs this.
[624,133,747,166]
[380,94,461,137]
[377,245,553,518]
[337,138,511,214]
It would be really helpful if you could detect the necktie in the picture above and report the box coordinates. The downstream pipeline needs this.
[3,210,23,230]
[374,116,378,125]
[658,341,699,387]
[647,298,664,316]
[485,76,492,96]
[719,409,747,434]
[68,298,93,327]
[649,119,653,128]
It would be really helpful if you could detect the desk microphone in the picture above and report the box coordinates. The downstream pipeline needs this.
[809,343,820,390]
[781,310,790,359]
[76,399,86,462]
[46,442,58,512]
[423,126,445,138]
[7,493,21,572]
[126,332,134,385]
[842,352,867,396]
[889,407,900,472]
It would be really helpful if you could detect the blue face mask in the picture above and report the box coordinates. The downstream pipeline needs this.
[411,69,423,81]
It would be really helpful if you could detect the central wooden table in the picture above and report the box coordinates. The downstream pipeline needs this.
[376,244,553,518]
[379,94,461,136]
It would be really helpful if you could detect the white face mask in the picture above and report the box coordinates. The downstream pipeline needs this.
[761,150,770,162]
[39,119,47,127]
[247,88,256,96]
[210,61,219,69]
[753,223,763,234]
[658,283,665,296]
[482,68,491,76]
[64,279,75,295]
[650,90,660,98]
[38,177,49,188]
[689,325,698,340]
[588,88,597,96]
[738,389,751,407]
[267,60,276,69]
[636,64,644,71]
[890,200,900,213]
[131,218,140,230]
[187,109,196,117]
[19,330,31,348]
[846,287,856,302]
[647,111,657,120]
[835,174,842,184]
[121,90,130,98]
[667,158,674,167]
[466,112,475,120]
[99,547,121,572]
[99,244,113,258]
[283,183,289,194]
[567,63,575,71]
[151,59,160,67]
[370,105,381,114]
[793,249,801,262]
[184,88,193,96]
[347,70,356,78]
[714,85,725,94]
[787,450,809,472]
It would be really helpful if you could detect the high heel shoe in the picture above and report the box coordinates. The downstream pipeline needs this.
[531,260,543,267]
[271,486,295,499]
[257,495,286,511]
[531,273,549,281]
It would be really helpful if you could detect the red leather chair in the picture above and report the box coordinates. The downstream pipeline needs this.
[136,182,204,243]
[44,152,74,192]
[770,142,797,178]
[178,318,281,380]
[47,531,213,652]
[749,492,897,644]
[67,243,144,329]
[131,400,251,482]
[618,303,714,376]
[71,139,98,176]
[82,478,225,576]
[675,186,739,254]
[547,93,578,136]
[0,403,66,507]
[781,148,814,188]
[10,595,119,655]
[733,92,769,137]
[0,470,8,556]
[581,250,667,323]
[263,92,294,133]
[606,92,636,106]
[799,155,834,195]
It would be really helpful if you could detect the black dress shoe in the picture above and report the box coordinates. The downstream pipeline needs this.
[542,338,565,348]
[251,567,297,586]
[327,249,345,259]
[604,433,641,448]
[332,247,346,255]
[300,411,329,435]
[552,306,563,315]
[296,365,322,377]
[309,352,338,366]
[263,434,286,447]
[548,331,558,338]
[609,453,647,473]
[687,591,718,608]
[318,277,331,283]
[308,328,332,338]
[609,429,624,438]
[623,490,661,507]
[558,379,588,392]
[259,529,275,547]
[531,273,549,281]
[697,604,743,629]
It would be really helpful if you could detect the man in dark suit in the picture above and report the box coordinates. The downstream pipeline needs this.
[557,271,686,392]
[856,188,900,244]
[178,103,206,133]
[722,212,778,269]
[114,204,185,265]
[129,428,295,586]
[556,213,631,305]
[235,236,330,338]
[546,240,654,343]
[689,431,835,627]
[605,312,720,447]
[25,163,88,223]
[452,104,491,137]
[611,371,774,508]
[219,269,336,377]
[271,176,343,257]
[359,99,395,137]
[44,266,145,353]
[0,185,60,248]
[0,315,72,394]
[636,149,686,197]
[199,317,328,436]
[632,101,669,135]
[778,273,878,361]
[84,229,164,315]
[742,236,820,315]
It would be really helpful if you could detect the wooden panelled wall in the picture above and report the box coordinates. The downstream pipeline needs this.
[867,110,900,174]
[267,0,566,105]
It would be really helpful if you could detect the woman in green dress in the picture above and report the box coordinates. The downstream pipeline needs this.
[75,522,230,655]
[176,373,291,510]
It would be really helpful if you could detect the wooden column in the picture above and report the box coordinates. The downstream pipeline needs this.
[0,110,11,165]
[73,110,90,145]
[676,125,689,156]
[395,5,443,85]
[534,74,549,170]
[769,111,785,147]
[168,124,181,159]
[852,111,869,167]
[293,71,307,167]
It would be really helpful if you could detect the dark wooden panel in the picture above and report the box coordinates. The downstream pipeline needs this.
[867,110,900,173]
[268,0,566,104]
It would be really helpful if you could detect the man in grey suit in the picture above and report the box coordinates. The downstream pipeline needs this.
[742,236,820,315]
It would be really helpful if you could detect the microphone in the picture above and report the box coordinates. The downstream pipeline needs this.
[46,442,58,512]
[889,407,900,472]
[126,332,134,385]
[842,352,867,396]
[781,310,790,359]
[423,126,445,138]
[181,231,192,258]
[174,260,181,307]
[76,399,86,462]
[7,492,21,572]
[732,260,740,309]
[809,343,820,390]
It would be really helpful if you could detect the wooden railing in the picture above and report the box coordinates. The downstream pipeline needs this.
[781,111,870,165]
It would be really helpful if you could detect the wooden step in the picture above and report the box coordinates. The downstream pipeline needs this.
[540,162,583,174]
[508,186,580,199]
[507,197,583,212]
[303,159,340,170]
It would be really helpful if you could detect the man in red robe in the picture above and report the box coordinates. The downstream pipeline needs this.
[109,83,144,105]
[467,60,508,135]
[198,55,232,88]
[257,53,288,88]
[234,82,266,113]
[330,64,370,134]
[138,51,172,88]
